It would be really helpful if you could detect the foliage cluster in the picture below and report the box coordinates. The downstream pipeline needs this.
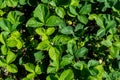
[0,0,120,80]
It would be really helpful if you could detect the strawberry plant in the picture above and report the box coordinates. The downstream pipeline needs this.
[0,0,120,80]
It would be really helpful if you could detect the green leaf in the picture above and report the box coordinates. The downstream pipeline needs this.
[88,60,99,68]
[26,73,35,79]
[19,0,26,5]
[34,51,44,62]
[19,57,23,65]
[36,40,51,50]
[6,51,16,64]
[49,0,56,7]
[41,0,49,3]
[41,34,49,41]
[0,10,5,16]
[6,64,18,73]
[109,27,116,34]
[95,65,105,78]
[33,4,49,23]
[47,66,56,74]
[61,26,74,34]
[60,54,73,68]
[55,7,66,18]
[69,5,78,15]
[88,61,99,76]
[109,71,120,80]
[50,60,59,69]
[46,16,63,26]
[73,61,85,70]
[1,45,8,55]
[88,14,97,20]
[113,35,119,41]
[88,76,98,80]
[109,46,119,58]
[24,63,35,73]
[0,58,7,67]
[46,27,55,35]
[70,0,79,6]
[96,16,104,28]
[35,27,45,35]
[96,28,105,38]
[7,37,17,47]
[11,30,21,38]
[89,67,99,76]
[0,32,6,44]
[77,15,88,24]
[101,39,112,47]
[7,11,23,24]
[0,18,11,32]
[11,23,19,31]
[35,64,42,74]
[113,42,120,48]
[16,38,23,49]
[59,69,74,80]
[6,32,23,49]
[67,11,76,17]
[75,23,84,32]
[46,75,58,80]
[106,20,116,31]
[22,78,30,80]
[75,47,88,58]
[49,47,60,61]
[0,0,6,9]
[67,39,77,55]
[79,3,91,14]
[52,35,71,45]
[5,0,18,7]
[26,18,44,27]
[0,18,17,32]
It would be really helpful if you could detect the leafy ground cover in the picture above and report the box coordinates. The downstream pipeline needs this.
[0,0,120,80]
